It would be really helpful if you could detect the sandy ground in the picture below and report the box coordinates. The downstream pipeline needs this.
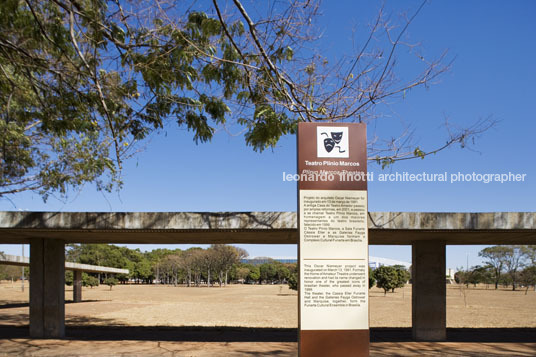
[1,282,535,356]
[1,282,536,328]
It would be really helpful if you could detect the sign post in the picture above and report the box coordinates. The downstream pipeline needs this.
[298,123,369,356]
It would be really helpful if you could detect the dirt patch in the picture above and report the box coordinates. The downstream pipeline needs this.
[1,282,536,356]
[1,282,536,328]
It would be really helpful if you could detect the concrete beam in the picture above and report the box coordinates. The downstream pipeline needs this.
[412,241,446,341]
[65,262,128,275]
[0,211,534,245]
[0,254,129,275]
[30,239,65,338]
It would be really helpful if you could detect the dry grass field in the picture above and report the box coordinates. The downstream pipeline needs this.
[0,281,535,329]
[1,282,536,356]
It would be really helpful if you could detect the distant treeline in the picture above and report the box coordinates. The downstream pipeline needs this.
[63,244,298,287]
[456,245,536,292]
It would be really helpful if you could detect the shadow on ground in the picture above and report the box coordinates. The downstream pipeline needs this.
[1,325,535,356]
[371,327,536,343]
[1,324,535,343]
[0,300,105,310]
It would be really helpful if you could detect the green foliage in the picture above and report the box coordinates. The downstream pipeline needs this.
[479,246,509,289]
[0,0,487,200]
[519,266,536,294]
[373,266,399,295]
[259,262,277,284]
[65,243,251,288]
[369,267,376,289]
[288,270,298,291]
[276,264,290,282]
[372,265,410,294]
[65,270,73,286]
[133,259,153,283]
[468,265,494,287]
[0,0,302,199]
[83,274,99,288]
[478,245,534,290]
[393,265,411,291]
[235,266,251,282]
[104,276,118,290]
[454,269,467,285]
[247,266,260,282]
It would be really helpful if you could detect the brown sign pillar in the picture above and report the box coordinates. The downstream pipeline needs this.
[298,123,369,356]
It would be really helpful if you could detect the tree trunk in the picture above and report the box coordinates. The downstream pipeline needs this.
[225,270,228,286]
[207,269,210,287]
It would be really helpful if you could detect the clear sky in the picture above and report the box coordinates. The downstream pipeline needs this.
[1,1,535,271]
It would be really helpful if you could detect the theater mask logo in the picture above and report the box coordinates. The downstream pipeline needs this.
[317,126,349,158]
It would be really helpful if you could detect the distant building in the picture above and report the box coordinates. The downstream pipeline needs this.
[242,256,412,269]
[368,256,411,269]
[242,257,297,265]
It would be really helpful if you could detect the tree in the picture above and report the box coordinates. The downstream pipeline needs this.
[201,247,218,287]
[183,248,205,287]
[374,266,399,296]
[104,276,117,290]
[454,269,469,287]
[160,253,183,286]
[479,246,509,289]
[288,270,298,291]
[368,267,376,289]
[65,270,73,286]
[211,244,245,286]
[392,265,410,292]
[83,274,99,288]
[503,245,526,291]
[235,266,250,283]
[0,0,493,200]
[275,264,291,283]
[519,266,536,295]
[259,261,278,284]
[133,259,152,283]
[247,265,260,283]
[522,246,536,266]
[467,265,494,288]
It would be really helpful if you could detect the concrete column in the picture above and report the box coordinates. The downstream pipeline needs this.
[30,239,65,338]
[73,270,82,303]
[412,240,446,341]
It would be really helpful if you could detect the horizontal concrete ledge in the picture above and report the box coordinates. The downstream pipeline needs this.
[0,211,534,245]
[65,262,129,275]
[0,254,129,274]
[0,212,297,230]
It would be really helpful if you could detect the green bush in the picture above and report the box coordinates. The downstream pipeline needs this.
[83,274,99,288]
[373,266,399,295]
[288,271,298,291]
[104,277,118,290]
[369,267,376,289]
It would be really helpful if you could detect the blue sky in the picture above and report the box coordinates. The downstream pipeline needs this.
[1,1,535,270]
